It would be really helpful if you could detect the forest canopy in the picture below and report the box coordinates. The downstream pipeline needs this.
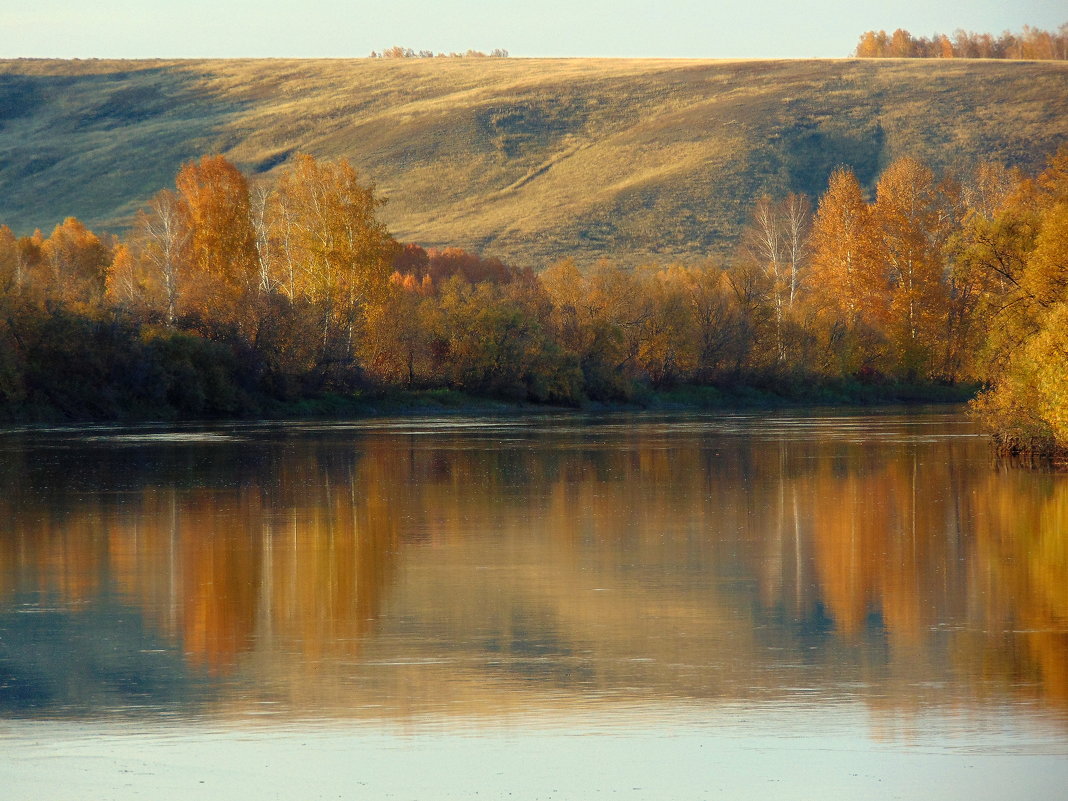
[1,149,1067,456]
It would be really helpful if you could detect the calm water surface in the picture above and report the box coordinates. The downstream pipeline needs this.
[1,408,1066,800]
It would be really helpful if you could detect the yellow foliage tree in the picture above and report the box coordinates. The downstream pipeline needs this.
[971,148,1068,453]
[0,225,19,295]
[271,154,397,368]
[39,217,111,308]
[108,189,191,325]
[872,157,951,379]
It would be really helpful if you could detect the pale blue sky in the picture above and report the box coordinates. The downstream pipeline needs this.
[1,0,1064,59]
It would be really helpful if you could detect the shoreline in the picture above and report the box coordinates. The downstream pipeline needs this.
[0,380,980,428]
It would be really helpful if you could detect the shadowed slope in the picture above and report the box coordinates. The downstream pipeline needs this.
[1,57,1066,266]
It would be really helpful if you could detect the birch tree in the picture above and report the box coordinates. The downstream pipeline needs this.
[872,157,950,378]
[271,154,397,365]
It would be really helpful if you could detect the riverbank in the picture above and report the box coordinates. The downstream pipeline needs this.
[0,379,981,426]
[211,379,981,422]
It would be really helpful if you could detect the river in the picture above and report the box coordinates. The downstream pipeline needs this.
[1,408,1066,799]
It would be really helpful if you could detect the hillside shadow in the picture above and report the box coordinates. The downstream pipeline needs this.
[0,64,245,234]
[773,119,887,198]
[477,96,591,160]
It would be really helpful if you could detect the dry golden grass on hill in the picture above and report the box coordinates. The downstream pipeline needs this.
[1,57,1066,266]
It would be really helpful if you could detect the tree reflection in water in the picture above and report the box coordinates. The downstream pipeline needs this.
[0,412,1064,725]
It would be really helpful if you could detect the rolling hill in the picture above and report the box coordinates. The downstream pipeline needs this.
[1,57,1066,267]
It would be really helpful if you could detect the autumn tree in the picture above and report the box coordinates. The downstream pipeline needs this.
[623,265,696,387]
[426,275,578,401]
[539,258,645,398]
[175,155,260,336]
[999,165,1068,444]
[270,154,398,374]
[889,29,917,58]
[807,167,885,375]
[15,230,45,300]
[782,193,812,307]
[871,157,951,378]
[105,244,139,311]
[249,181,277,296]
[109,189,190,325]
[0,225,19,295]
[739,195,787,362]
[854,30,889,58]
[540,258,587,352]
[364,272,434,387]
[583,261,660,391]
[723,250,774,373]
[942,162,1025,380]
[427,247,513,285]
[970,147,1068,452]
[738,193,812,365]
[674,260,743,382]
[392,243,430,278]
[854,24,1068,60]
[39,217,111,308]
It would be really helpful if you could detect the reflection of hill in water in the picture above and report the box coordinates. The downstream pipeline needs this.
[0,414,1065,722]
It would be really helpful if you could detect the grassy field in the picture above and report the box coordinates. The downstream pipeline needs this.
[1,57,1066,267]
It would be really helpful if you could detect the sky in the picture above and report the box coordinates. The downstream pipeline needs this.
[1,0,1065,59]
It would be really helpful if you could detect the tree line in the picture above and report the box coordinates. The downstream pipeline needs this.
[854,24,1068,60]
[1,149,1066,453]
[369,47,509,59]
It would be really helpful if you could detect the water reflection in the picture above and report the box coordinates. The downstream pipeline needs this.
[0,410,1065,732]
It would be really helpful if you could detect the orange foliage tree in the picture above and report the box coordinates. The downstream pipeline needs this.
[854,24,1068,60]
[808,167,886,375]
[175,155,261,336]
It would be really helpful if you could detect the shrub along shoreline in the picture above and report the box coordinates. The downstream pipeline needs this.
[0,358,979,426]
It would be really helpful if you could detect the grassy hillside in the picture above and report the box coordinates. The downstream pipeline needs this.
[1,57,1066,267]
